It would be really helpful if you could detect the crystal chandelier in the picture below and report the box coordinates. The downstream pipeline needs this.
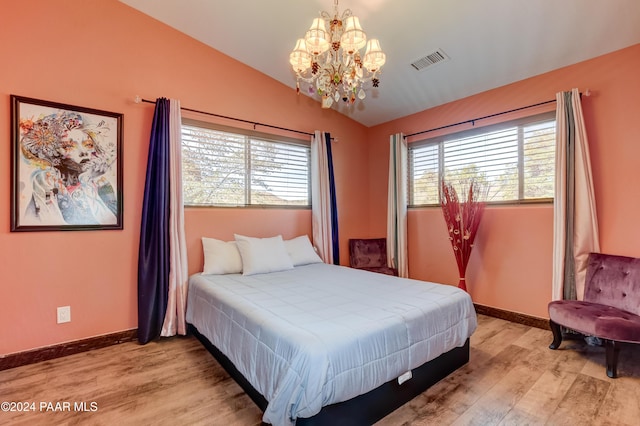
[289,0,386,109]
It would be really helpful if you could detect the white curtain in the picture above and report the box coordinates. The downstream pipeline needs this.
[552,88,600,301]
[387,133,409,277]
[161,99,189,336]
[311,131,334,264]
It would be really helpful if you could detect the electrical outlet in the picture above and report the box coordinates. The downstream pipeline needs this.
[57,306,71,324]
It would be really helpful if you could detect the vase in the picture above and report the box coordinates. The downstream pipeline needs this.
[458,277,467,292]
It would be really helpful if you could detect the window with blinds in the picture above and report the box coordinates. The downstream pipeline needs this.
[181,120,310,207]
[409,112,556,206]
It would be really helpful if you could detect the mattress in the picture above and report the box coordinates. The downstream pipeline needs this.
[186,263,477,425]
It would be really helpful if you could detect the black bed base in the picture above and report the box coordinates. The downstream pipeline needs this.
[189,324,470,425]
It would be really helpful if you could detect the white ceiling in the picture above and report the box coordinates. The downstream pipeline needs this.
[120,0,640,127]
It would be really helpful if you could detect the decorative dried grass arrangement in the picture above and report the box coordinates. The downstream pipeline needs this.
[440,179,486,292]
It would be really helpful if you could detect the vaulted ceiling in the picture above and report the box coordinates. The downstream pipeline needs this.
[120,0,640,127]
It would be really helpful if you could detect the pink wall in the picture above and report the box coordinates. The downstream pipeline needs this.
[368,44,640,318]
[0,0,369,355]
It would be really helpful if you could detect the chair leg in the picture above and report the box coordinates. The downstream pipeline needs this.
[549,320,563,350]
[605,340,621,378]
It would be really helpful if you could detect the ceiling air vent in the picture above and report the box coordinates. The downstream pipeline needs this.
[410,49,449,71]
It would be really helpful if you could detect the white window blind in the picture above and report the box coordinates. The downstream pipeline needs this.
[181,121,310,207]
[409,112,555,205]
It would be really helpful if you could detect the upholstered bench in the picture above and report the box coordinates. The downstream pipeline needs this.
[548,252,640,378]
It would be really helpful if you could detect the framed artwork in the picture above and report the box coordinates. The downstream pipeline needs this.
[11,95,123,231]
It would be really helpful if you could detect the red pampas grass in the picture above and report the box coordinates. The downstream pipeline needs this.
[440,179,486,292]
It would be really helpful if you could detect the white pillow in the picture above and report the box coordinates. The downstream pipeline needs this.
[201,237,243,275]
[284,235,324,266]
[234,234,294,276]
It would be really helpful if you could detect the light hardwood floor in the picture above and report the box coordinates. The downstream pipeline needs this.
[1,315,639,425]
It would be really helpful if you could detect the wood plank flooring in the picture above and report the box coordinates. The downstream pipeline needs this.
[1,314,639,425]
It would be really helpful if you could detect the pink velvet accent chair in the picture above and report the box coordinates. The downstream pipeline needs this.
[348,238,398,276]
[548,252,640,378]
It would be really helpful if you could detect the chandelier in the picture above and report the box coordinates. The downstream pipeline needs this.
[289,0,386,109]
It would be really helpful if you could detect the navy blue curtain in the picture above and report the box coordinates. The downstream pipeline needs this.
[137,98,171,344]
[324,132,340,265]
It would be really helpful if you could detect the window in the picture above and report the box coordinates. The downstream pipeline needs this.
[409,112,556,206]
[181,119,310,207]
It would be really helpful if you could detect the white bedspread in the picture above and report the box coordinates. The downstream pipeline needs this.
[186,263,477,426]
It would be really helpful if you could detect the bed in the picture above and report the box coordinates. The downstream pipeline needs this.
[186,247,477,425]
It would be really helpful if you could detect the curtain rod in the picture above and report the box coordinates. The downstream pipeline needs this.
[135,96,314,138]
[406,99,556,138]
[405,89,589,139]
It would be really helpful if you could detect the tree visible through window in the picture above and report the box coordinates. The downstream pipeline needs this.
[409,112,555,205]
[181,120,310,207]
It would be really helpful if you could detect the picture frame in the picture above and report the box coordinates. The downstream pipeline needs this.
[11,95,123,231]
